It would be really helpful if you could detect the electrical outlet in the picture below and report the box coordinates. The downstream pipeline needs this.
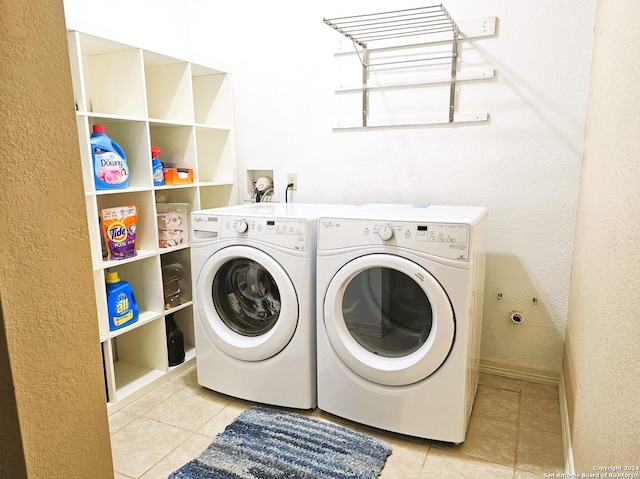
[287,173,297,191]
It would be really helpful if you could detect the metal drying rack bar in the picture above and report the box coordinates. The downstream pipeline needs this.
[324,4,460,126]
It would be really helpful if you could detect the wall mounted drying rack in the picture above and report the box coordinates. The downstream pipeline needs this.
[324,5,496,129]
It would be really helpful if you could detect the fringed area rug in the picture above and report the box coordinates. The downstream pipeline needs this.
[168,406,392,479]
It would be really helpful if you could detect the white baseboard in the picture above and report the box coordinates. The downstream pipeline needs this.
[558,371,575,474]
[478,358,560,385]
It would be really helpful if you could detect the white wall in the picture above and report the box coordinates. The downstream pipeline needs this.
[63,0,597,374]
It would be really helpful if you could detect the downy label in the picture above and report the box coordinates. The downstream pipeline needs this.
[95,147,128,185]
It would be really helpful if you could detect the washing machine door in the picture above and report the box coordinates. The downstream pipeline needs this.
[196,245,298,361]
[324,254,454,386]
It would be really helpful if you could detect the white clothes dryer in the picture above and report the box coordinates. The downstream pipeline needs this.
[191,203,346,409]
[316,204,487,442]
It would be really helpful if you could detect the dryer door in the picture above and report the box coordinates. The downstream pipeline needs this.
[196,245,298,361]
[324,254,454,386]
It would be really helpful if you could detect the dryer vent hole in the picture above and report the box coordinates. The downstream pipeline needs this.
[510,312,524,324]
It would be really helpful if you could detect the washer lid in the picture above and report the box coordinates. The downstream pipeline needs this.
[323,253,455,386]
[196,245,298,361]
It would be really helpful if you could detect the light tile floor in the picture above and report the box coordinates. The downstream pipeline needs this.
[109,367,565,478]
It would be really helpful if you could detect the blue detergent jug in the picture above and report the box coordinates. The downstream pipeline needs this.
[106,271,139,331]
[91,124,129,190]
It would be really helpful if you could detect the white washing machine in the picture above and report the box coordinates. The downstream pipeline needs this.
[191,203,346,409]
[316,204,487,442]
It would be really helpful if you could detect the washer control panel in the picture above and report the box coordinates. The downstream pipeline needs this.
[192,214,310,251]
[318,218,471,261]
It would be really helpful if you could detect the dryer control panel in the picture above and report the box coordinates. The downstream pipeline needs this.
[318,218,471,261]
[192,214,311,251]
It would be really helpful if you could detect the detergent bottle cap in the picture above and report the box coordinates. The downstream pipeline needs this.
[105,271,120,284]
[93,124,106,134]
[151,145,161,158]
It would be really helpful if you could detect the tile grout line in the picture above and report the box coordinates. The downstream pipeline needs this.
[112,417,196,478]
[136,430,200,479]
[115,379,187,421]
[430,445,520,471]
[513,388,523,478]
[421,443,432,469]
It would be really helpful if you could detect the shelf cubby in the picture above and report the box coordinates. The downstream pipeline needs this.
[149,124,196,174]
[94,269,111,340]
[196,127,235,184]
[199,184,236,210]
[87,119,152,190]
[82,42,147,117]
[84,195,105,267]
[155,186,198,205]
[144,52,194,123]
[161,249,192,310]
[75,117,95,193]
[111,318,167,400]
[192,70,232,128]
[97,190,159,258]
[104,255,165,326]
[167,306,197,370]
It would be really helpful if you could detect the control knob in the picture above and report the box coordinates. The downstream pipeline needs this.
[235,220,249,233]
[378,225,394,241]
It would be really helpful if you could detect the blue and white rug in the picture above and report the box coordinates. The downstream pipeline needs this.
[168,406,392,479]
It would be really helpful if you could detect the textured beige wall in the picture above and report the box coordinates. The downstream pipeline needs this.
[0,299,27,477]
[564,0,640,470]
[0,0,114,477]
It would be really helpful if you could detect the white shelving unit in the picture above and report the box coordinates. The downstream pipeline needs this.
[66,29,239,413]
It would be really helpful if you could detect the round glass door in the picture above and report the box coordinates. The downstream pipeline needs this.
[342,267,432,358]
[212,258,281,336]
[196,245,298,361]
[324,254,454,386]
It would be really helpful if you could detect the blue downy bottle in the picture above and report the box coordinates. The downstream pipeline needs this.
[106,271,139,331]
[151,145,165,186]
[91,124,129,190]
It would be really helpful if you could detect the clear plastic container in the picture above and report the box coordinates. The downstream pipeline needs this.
[162,262,190,310]
[156,203,190,248]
